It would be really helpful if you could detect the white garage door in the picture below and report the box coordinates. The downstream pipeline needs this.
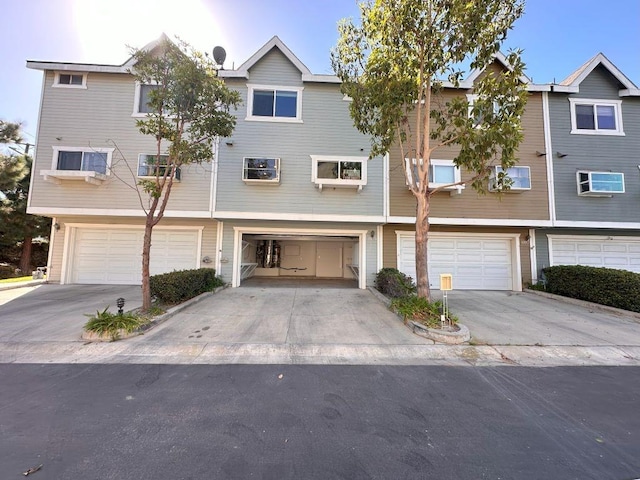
[398,233,514,290]
[70,228,199,284]
[550,236,640,273]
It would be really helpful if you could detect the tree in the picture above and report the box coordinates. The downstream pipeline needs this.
[127,37,240,311]
[332,0,528,299]
[0,121,51,273]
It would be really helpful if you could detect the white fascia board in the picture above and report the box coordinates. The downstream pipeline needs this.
[26,61,128,74]
[551,85,580,93]
[554,220,640,229]
[215,211,385,223]
[619,88,640,97]
[218,70,249,79]
[386,216,552,227]
[26,207,212,218]
[301,74,341,83]
[233,36,311,78]
[527,84,552,92]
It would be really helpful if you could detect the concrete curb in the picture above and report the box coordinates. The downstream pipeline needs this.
[524,289,640,323]
[0,280,46,292]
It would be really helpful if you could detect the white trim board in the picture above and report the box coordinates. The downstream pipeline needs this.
[27,207,213,218]
[231,226,368,289]
[387,217,552,227]
[215,211,386,223]
[554,221,640,229]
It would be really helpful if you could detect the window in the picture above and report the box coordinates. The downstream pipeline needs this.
[404,159,463,191]
[55,149,108,174]
[243,157,280,184]
[466,94,500,127]
[137,154,180,180]
[490,166,531,192]
[133,84,161,115]
[53,72,86,88]
[577,171,624,196]
[246,84,303,122]
[570,98,624,135]
[311,155,367,191]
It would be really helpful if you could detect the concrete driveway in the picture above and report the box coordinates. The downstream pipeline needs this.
[0,284,142,342]
[439,290,640,346]
[138,287,426,346]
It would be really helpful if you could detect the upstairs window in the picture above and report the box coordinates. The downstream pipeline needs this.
[404,159,463,192]
[247,84,303,122]
[490,166,531,192]
[311,155,367,192]
[53,72,86,88]
[133,84,162,115]
[55,149,108,174]
[577,171,624,196]
[570,99,623,135]
[137,154,180,180]
[243,157,280,184]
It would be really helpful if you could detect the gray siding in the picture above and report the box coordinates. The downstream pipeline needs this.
[216,49,384,218]
[549,66,640,222]
[30,71,212,214]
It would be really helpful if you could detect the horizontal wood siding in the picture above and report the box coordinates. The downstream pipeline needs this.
[550,66,640,222]
[47,216,217,283]
[247,48,304,86]
[383,224,532,285]
[216,49,384,217]
[389,91,549,220]
[30,71,212,213]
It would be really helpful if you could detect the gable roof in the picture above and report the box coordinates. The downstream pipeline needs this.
[218,36,340,84]
[552,53,640,96]
[27,33,171,74]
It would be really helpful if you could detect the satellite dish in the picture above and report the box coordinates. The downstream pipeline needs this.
[213,46,226,69]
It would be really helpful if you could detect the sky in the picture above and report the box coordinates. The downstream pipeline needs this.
[2,0,639,145]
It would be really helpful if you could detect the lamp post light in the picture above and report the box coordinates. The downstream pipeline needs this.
[116,297,125,315]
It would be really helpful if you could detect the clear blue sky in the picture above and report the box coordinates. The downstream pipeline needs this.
[2,0,639,144]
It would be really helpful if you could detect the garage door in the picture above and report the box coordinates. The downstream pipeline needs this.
[398,233,514,290]
[70,228,199,284]
[550,236,640,273]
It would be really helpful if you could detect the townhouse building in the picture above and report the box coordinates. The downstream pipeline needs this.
[534,54,640,279]
[26,36,385,289]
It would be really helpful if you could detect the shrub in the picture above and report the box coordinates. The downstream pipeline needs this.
[84,307,148,341]
[149,268,224,304]
[375,268,416,298]
[390,295,458,328]
[543,265,640,313]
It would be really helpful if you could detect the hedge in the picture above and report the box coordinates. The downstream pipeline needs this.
[149,268,224,304]
[375,267,416,298]
[542,265,640,313]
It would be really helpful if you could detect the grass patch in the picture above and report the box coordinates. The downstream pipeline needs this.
[390,294,458,329]
[84,307,149,341]
[0,275,38,284]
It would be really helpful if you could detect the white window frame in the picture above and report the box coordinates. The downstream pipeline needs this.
[466,94,500,128]
[133,82,167,117]
[242,157,281,184]
[137,154,180,181]
[489,165,531,192]
[577,171,625,196]
[50,146,113,174]
[53,72,87,89]
[404,158,464,192]
[311,155,367,192]
[246,84,303,123]
[569,98,624,136]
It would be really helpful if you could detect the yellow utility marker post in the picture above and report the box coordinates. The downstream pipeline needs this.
[440,274,453,327]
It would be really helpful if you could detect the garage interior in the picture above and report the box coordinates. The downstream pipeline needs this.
[240,234,359,288]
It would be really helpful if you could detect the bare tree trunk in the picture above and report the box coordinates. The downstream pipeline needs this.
[19,236,32,274]
[415,192,431,300]
[141,217,154,311]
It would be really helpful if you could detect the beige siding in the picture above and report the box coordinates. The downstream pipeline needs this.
[47,216,217,283]
[389,91,549,220]
[382,224,532,286]
[30,71,212,214]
